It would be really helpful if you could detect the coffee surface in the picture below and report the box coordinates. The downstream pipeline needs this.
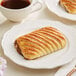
[1,0,31,9]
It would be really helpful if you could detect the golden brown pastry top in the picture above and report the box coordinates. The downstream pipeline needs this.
[14,27,66,60]
[60,0,76,14]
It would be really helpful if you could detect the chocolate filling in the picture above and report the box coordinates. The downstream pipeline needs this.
[14,40,23,56]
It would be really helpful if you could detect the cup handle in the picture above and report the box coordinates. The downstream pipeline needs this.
[30,0,42,13]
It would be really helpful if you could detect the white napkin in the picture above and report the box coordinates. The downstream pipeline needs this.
[55,59,76,76]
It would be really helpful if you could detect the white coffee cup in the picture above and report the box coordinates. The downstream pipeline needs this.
[0,0,42,22]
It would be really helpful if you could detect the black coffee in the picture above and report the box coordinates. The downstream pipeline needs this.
[1,0,31,9]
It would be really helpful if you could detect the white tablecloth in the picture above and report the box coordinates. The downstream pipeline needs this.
[0,3,76,76]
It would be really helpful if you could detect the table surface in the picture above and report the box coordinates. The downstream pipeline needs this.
[0,2,76,76]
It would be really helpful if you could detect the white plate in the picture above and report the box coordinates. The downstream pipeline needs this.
[45,0,76,21]
[1,20,76,69]
[55,59,76,76]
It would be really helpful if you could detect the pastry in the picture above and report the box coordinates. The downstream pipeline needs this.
[14,27,66,60]
[59,0,76,14]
